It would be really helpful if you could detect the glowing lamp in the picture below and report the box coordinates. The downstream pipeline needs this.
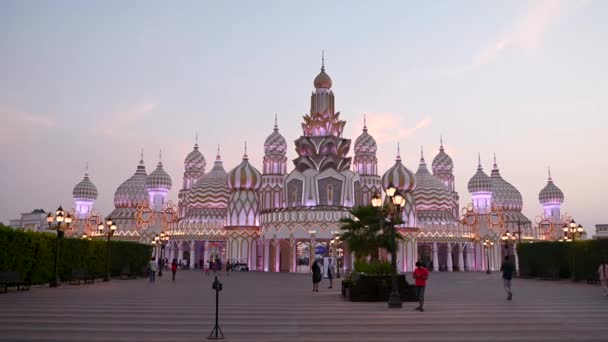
[98,222,104,232]
[65,214,73,224]
[371,192,382,208]
[106,218,113,227]
[110,223,117,231]
[392,190,404,207]
[46,213,54,224]
[56,206,64,217]
[577,224,583,233]
[56,212,64,223]
[386,183,396,197]
[82,234,87,239]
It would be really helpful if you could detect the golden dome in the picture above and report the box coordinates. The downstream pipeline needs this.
[313,67,332,89]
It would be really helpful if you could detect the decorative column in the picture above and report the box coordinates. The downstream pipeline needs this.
[432,242,439,271]
[203,240,209,265]
[263,239,270,272]
[274,238,280,272]
[309,235,316,269]
[290,237,296,273]
[446,242,453,272]
[458,243,464,271]
[190,240,195,269]
[168,242,175,263]
[514,242,520,276]
[177,241,183,263]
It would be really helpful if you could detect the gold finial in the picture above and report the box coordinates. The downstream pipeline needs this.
[363,114,367,131]
[396,142,402,162]
[243,141,248,159]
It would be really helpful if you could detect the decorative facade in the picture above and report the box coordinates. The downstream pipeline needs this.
[68,58,570,273]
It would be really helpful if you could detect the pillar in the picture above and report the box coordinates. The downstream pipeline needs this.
[203,240,209,265]
[291,239,296,273]
[190,240,195,270]
[263,239,270,272]
[432,242,439,271]
[309,236,316,269]
[458,243,464,271]
[178,241,183,263]
[169,242,175,263]
[274,238,280,272]
[514,242,520,276]
[447,242,453,272]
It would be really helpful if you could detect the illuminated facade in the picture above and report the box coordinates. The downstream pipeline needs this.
[67,59,568,273]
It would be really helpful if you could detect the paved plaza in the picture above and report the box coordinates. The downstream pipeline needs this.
[1,271,607,342]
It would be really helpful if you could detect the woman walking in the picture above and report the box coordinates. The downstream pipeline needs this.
[312,260,322,292]
[171,259,178,281]
[148,257,157,283]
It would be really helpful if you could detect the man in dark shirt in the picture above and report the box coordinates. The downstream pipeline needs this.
[500,256,514,300]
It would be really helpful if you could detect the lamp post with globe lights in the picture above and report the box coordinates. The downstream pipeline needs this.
[371,182,406,309]
[46,206,73,287]
[559,219,584,280]
[155,231,169,277]
[98,218,117,282]
[482,239,494,274]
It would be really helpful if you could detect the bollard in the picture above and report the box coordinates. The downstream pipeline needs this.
[207,276,224,340]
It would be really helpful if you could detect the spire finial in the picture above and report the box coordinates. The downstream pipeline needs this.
[420,146,425,163]
[440,135,444,151]
[477,153,482,170]
[396,142,402,162]
[140,148,144,163]
[493,152,498,169]
[243,141,248,159]
[195,132,199,147]
[321,50,325,71]
[159,149,162,164]
[216,144,221,161]
[85,161,89,176]
[363,114,368,131]
[274,113,278,130]
[548,166,552,181]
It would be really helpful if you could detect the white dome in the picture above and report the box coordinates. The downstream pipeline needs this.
[413,153,452,210]
[539,169,564,205]
[146,160,172,191]
[432,138,453,175]
[490,158,523,211]
[264,118,287,155]
[354,120,377,155]
[227,151,262,191]
[184,144,206,172]
[381,146,416,193]
[186,154,230,209]
[73,172,98,201]
[467,155,492,193]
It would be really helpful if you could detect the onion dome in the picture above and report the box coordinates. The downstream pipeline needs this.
[114,152,149,208]
[227,143,262,191]
[264,114,287,155]
[490,154,523,211]
[381,143,416,192]
[467,153,492,193]
[432,136,454,175]
[73,165,98,200]
[538,167,564,205]
[313,55,332,89]
[186,146,230,209]
[354,115,377,155]
[184,134,206,172]
[146,151,172,191]
[413,147,452,210]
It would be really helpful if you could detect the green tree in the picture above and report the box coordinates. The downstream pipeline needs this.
[338,206,403,262]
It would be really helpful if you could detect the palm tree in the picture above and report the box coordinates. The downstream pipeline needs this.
[339,206,403,262]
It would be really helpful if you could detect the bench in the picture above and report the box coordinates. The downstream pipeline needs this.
[70,268,94,285]
[0,271,30,293]
[120,266,137,280]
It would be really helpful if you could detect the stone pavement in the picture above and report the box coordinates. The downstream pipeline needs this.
[1,270,607,342]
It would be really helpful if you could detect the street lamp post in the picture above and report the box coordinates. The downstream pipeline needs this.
[155,231,169,277]
[371,183,406,309]
[46,206,73,287]
[98,218,117,282]
[482,239,494,274]
[559,219,584,280]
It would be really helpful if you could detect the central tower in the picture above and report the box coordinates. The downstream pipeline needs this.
[285,60,360,207]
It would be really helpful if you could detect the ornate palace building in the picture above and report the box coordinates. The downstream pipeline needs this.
[67,60,569,273]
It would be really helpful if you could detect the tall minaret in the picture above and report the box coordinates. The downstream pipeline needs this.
[72,162,98,218]
[260,114,287,210]
[178,134,206,217]
[538,167,564,221]
[353,115,381,206]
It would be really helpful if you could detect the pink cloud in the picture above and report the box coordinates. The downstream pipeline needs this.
[96,102,158,137]
[360,112,432,144]
[0,108,56,145]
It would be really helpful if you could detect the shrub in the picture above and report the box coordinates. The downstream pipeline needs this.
[0,224,151,284]
[354,260,393,276]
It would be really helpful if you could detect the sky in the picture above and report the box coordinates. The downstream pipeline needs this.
[1,0,606,235]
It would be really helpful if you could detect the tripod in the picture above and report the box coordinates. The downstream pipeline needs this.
[208,276,224,340]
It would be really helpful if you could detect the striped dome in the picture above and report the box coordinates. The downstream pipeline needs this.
[432,138,453,175]
[381,147,416,193]
[73,172,98,200]
[354,119,377,155]
[227,152,262,191]
[186,153,230,209]
[184,143,206,172]
[539,169,564,205]
[146,159,172,191]
[490,157,523,211]
[114,158,148,208]
[467,155,492,193]
[264,118,287,155]
[413,151,452,210]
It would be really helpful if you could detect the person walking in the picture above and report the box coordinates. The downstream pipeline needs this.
[413,261,429,311]
[312,260,322,292]
[148,257,157,283]
[226,261,231,276]
[500,255,515,300]
[598,256,608,296]
[171,259,178,281]
[327,259,334,289]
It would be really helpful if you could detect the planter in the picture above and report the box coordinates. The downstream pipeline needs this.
[342,274,417,302]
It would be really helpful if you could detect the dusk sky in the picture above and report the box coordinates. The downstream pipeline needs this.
[1,1,606,234]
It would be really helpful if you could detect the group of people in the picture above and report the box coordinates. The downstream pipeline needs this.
[148,258,179,283]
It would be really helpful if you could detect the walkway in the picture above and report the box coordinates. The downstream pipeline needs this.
[1,271,607,341]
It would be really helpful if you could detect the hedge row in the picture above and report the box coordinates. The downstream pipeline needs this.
[517,239,608,281]
[0,225,152,284]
